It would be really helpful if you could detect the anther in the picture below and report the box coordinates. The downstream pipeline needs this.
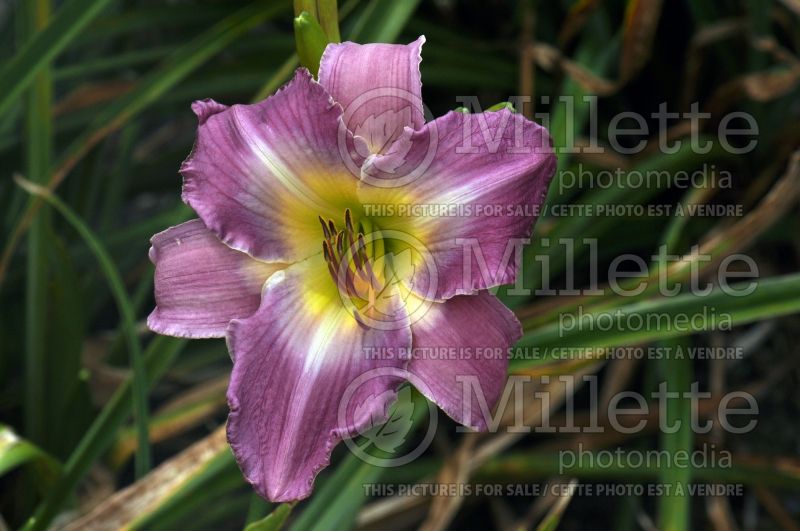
[319,216,331,240]
[356,233,369,263]
[322,240,331,262]
[319,209,384,303]
[336,231,345,256]
[344,208,354,234]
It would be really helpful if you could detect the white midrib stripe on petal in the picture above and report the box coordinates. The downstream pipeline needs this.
[302,309,348,374]
[232,106,330,214]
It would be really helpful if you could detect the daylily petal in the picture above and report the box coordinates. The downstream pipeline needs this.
[360,108,556,300]
[318,37,425,155]
[408,291,519,430]
[147,219,283,338]
[182,68,361,263]
[226,256,412,502]
[191,98,228,124]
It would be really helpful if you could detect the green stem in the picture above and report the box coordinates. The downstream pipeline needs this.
[293,0,340,42]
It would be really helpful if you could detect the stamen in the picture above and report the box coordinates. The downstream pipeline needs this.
[347,231,355,260]
[356,233,369,265]
[327,260,344,291]
[348,230,361,270]
[318,216,331,240]
[344,208,354,234]
[322,240,331,262]
[318,209,385,305]
[336,231,345,256]
[362,252,380,289]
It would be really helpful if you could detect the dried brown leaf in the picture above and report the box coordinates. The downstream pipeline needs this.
[620,0,664,82]
[418,434,478,531]
[529,43,619,96]
[63,426,228,531]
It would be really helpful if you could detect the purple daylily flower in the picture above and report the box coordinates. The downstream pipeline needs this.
[147,37,555,502]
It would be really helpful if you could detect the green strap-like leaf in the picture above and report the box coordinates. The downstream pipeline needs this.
[0,424,61,488]
[22,330,186,530]
[0,0,114,118]
[16,177,152,480]
[245,503,293,531]
[536,480,579,531]
[347,0,422,43]
[0,0,289,284]
[22,0,54,453]
[514,273,800,369]
[656,338,694,531]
